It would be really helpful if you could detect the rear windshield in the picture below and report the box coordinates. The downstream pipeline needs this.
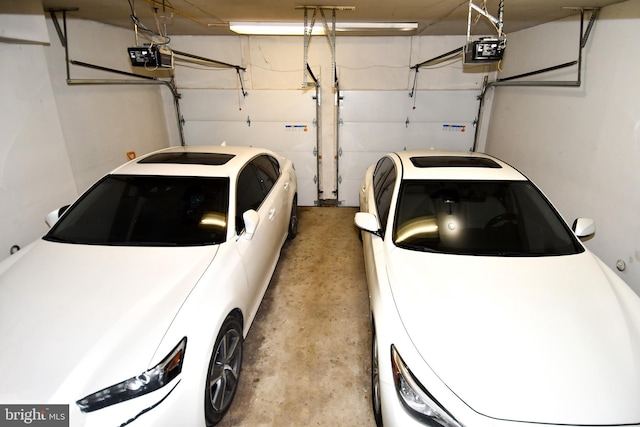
[393,180,583,256]
[45,175,229,246]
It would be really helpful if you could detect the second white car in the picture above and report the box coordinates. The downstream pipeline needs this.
[356,150,640,427]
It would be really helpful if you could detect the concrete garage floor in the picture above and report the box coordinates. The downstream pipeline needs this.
[218,206,375,426]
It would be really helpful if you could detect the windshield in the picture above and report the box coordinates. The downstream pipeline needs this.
[393,180,583,256]
[45,175,229,246]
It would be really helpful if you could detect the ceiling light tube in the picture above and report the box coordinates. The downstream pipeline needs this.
[229,22,417,35]
[229,22,324,35]
[335,22,418,31]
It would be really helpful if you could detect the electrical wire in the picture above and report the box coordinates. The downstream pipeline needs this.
[418,0,468,34]
[127,0,171,45]
[470,0,508,44]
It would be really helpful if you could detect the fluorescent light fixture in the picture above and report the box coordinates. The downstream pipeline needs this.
[335,22,418,31]
[229,22,323,35]
[229,22,418,35]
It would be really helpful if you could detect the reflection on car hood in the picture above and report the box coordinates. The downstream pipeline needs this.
[0,240,217,404]
[387,248,640,425]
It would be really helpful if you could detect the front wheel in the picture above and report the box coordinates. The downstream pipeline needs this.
[372,326,383,426]
[287,196,298,240]
[204,315,243,426]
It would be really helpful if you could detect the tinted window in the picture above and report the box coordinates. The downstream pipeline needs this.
[373,157,397,234]
[373,157,394,196]
[393,180,583,256]
[45,175,229,246]
[410,156,501,169]
[253,155,280,195]
[235,155,281,234]
[139,152,235,166]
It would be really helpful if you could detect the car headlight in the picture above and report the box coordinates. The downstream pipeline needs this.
[391,345,462,427]
[76,337,187,413]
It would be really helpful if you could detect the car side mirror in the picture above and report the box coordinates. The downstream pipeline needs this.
[45,205,70,228]
[243,209,260,240]
[354,212,382,237]
[572,217,595,241]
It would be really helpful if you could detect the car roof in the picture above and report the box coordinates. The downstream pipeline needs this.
[111,145,273,178]
[393,150,527,181]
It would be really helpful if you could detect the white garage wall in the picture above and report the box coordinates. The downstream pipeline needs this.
[43,18,174,193]
[0,42,77,260]
[0,0,76,260]
[484,0,640,289]
[0,8,175,262]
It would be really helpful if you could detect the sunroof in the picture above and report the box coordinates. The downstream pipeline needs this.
[410,156,501,168]
[139,152,235,166]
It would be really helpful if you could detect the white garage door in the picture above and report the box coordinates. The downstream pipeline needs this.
[180,89,319,207]
[338,90,480,207]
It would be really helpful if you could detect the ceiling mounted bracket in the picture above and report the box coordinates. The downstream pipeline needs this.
[300,5,354,89]
[575,7,600,48]
[46,8,78,48]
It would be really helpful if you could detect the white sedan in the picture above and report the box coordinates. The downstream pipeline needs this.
[355,150,640,427]
[0,145,298,426]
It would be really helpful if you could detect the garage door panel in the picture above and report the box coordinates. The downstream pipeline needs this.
[338,90,479,206]
[184,122,313,152]
[339,150,385,181]
[181,89,318,206]
[180,90,248,122]
[184,121,317,206]
[340,122,473,154]
[339,90,478,123]
[181,89,316,122]
[340,178,364,210]
[278,151,317,207]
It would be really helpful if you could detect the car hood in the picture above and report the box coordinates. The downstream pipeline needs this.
[0,240,218,404]
[387,248,640,425]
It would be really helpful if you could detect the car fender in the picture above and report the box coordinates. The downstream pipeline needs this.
[146,242,249,426]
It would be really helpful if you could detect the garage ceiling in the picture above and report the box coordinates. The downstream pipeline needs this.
[41,0,622,37]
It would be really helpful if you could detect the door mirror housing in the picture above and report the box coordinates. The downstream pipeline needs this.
[45,205,70,228]
[354,212,382,237]
[572,217,595,241]
[243,209,260,240]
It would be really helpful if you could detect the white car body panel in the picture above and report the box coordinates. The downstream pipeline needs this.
[388,248,640,425]
[0,242,217,403]
[0,145,297,426]
[358,150,640,427]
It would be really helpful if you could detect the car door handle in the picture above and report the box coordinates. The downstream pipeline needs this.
[284,181,290,191]
[269,208,276,220]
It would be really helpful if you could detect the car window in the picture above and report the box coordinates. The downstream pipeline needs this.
[373,157,397,235]
[373,157,393,197]
[235,155,281,234]
[45,175,229,246]
[252,155,280,195]
[393,180,583,256]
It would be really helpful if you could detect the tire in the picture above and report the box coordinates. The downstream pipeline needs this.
[372,326,383,427]
[287,196,298,240]
[204,315,243,426]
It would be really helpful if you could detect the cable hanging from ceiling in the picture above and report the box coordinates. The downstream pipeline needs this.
[127,0,171,46]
